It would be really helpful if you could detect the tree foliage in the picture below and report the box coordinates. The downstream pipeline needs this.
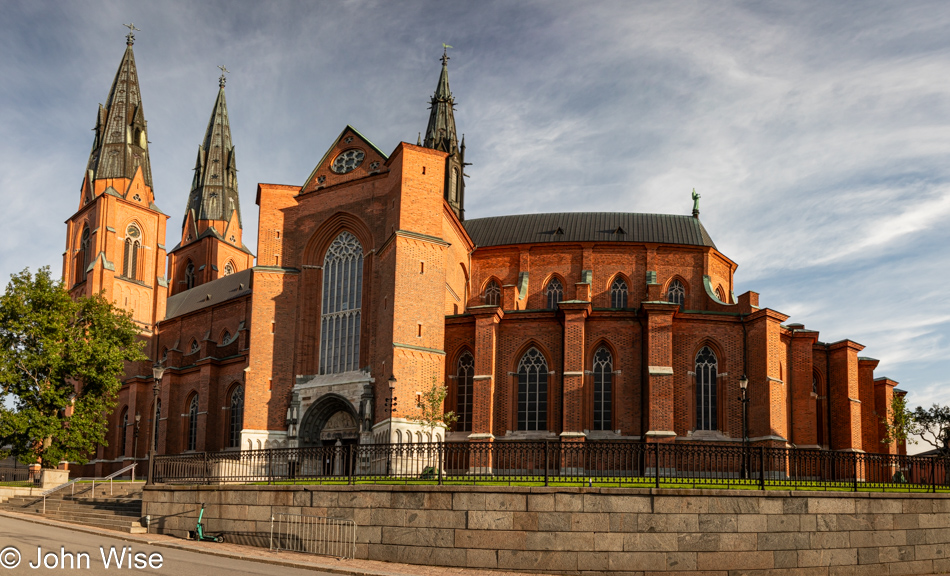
[882,394,950,458]
[0,267,145,467]
[411,379,457,435]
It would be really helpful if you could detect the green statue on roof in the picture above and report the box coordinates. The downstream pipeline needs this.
[691,188,701,216]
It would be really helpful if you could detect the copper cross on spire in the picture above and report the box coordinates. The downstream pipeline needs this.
[218,65,230,88]
[441,43,453,64]
[124,23,140,45]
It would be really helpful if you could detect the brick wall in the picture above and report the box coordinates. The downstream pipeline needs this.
[144,485,950,575]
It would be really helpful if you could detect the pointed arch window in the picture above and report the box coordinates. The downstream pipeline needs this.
[224,261,235,276]
[593,347,613,431]
[610,278,628,308]
[716,285,728,303]
[153,398,161,451]
[667,279,685,306]
[319,231,364,375]
[123,224,142,280]
[228,385,244,448]
[517,348,548,431]
[185,261,196,290]
[221,331,231,345]
[119,408,129,457]
[545,278,563,310]
[187,395,199,451]
[190,340,199,355]
[76,226,91,284]
[695,346,718,431]
[484,280,500,306]
[456,352,474,432]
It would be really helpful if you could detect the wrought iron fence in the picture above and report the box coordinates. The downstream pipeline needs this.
[152,441,948,492]
[0,466,36,487]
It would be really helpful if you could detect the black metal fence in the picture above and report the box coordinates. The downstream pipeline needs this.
[153,441,948,492]
[0,465,37,487]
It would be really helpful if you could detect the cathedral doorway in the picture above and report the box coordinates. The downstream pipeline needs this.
[298,393,361,447]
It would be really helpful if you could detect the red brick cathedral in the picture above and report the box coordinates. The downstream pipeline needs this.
[65,35,904,475]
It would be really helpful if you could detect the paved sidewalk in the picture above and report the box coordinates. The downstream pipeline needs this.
[0,508,554,576]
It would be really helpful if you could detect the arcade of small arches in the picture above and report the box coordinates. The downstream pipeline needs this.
[480,275,695,309]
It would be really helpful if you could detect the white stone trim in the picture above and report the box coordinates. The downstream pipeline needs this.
[649,366,674,375]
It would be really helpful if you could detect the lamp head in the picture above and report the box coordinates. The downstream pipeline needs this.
[388,375,397,390]
[135,413,141,423]
[739,375,749,391]
[152,361,166,381]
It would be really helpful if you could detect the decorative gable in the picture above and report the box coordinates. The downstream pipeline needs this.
[299,126,388,195]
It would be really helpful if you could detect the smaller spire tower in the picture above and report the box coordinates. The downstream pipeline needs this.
[422,46,466,221]
[167,68,253,295]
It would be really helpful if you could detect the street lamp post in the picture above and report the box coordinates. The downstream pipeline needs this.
[133,413,141,461]
[147,362,165,485]
[385,376,397,475]
[739,374,750,480]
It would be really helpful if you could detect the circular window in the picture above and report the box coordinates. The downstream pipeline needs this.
[331,149,365,174]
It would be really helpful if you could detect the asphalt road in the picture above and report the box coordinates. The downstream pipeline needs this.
[0,516,337,575]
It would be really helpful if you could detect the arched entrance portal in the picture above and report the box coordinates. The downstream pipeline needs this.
[298,393,361,448]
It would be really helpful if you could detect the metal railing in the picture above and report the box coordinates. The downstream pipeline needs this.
[0,466,35,487]
[270,513,356,559]
[40,463,138,513]
[153,441,947,492]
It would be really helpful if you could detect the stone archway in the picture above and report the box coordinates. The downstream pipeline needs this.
[298,393,360,447]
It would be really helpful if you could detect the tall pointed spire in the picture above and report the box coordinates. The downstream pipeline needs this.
[421,46,467,221]
[185,67,241,228]
[86,27,153,190]
[423,47,459,154]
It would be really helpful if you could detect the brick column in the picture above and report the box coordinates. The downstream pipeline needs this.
[875,377,899,455]
[469,306,502,438]
[641,302,678,442]
[559,302,591,438]
[789,328,818,447]
[743,308,791,445]
[828,340,865,451]
[858,357,880,453]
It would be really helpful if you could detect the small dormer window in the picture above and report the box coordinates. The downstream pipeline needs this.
[222,331,231,344]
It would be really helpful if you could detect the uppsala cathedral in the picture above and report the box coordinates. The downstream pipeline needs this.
[64,33,905,475]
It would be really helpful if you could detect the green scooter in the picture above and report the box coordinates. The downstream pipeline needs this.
[188,503,225,543]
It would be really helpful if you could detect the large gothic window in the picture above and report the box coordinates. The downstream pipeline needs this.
[456,352,474,432]
[484,280,500,306]
[76,226,91,284]
[319,231,364,375]
[695,346,718,431]
[187,395,199,451]
[228,385,244,449]
[610,278,628,308]
[545,278,563,310]
[593,347,613,431]
[185,261,196,290]
[119,408,128,457]
[667,279,685,306]
[123,224,142,280]
[517,348,548,431]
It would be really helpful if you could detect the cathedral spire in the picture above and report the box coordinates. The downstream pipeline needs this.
[185,69,242,229]
[423,47,459,154]
[422,46,466,221]
[86,28,153,190]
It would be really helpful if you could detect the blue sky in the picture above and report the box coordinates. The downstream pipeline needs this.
[2,1,949,451]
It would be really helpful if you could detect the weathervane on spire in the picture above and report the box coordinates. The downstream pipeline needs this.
[441,43,453,64]
[218,65,230,88]
[123,23,140,46]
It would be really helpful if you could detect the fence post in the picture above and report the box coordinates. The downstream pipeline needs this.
[203,451,210,486]
[655,442,660,490]
[932,459,937,494]
[852,453,859,493]
[758,447,765,490]
[437,443,443,486]
[544,440,551,486]
[347,445,354,486]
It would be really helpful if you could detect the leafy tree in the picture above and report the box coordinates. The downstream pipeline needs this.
[411,379,457,437]
[909,404,950,459]
[881,393,916,448]
[0,267,145,467]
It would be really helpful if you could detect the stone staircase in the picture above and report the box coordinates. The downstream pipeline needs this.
[0,482,147,533]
